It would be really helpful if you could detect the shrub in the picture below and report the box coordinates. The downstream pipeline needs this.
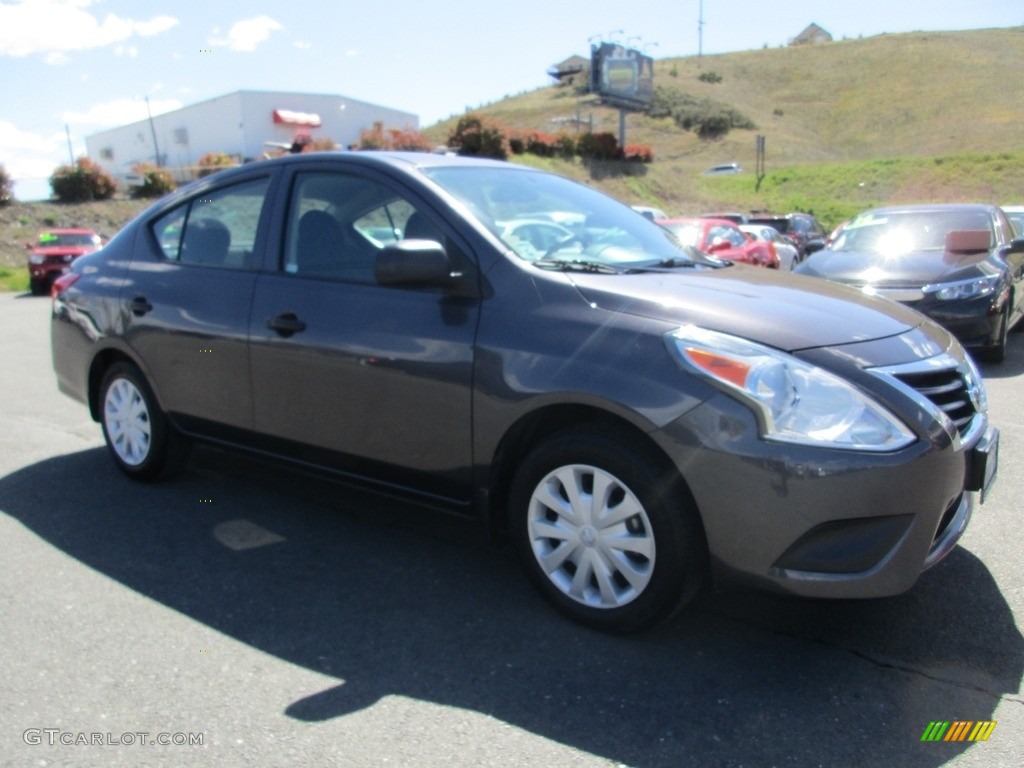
[576,132,622,161]
[129,163,175,199]
[196,152,236,177]
[357,123,432,151]
[447,114,508,159]
[49,157,117,202]
[554,133,577,159]
[624,144,654,163]
[507,131,526,155]
[698,71,723,84]
[306,137,339,151]
[0,163,13,205]
[525,132,558,158]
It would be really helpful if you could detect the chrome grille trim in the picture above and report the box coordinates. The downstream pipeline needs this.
[868,353,986,447]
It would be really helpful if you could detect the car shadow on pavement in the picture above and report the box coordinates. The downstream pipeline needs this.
[1,445,1020,768]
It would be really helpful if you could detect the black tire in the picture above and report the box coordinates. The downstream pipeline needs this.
[509,426,706,633]
[98,362,189,481]
[29,278,47,296]
[981,305,1009,364]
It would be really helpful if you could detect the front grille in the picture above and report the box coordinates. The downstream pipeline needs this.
[891,367,975,436]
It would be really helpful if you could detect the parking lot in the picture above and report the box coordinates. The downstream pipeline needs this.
[1,289,1022,767]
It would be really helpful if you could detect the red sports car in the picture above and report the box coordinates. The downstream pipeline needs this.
[658,217,780,268]
[27,228,103,295]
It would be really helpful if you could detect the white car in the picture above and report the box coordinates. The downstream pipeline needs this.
[631,205,668,221]
[740,224,800,271]
[1003,205,1024,238]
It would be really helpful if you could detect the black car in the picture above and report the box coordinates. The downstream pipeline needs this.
[748,212,826,259]
[796,204,1024,362]
[52,152,997,632]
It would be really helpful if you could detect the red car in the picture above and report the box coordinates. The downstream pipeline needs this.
[27,228,103,295]
[657,217,779,268]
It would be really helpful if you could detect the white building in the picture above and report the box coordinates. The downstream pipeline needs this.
[85,89,419,184]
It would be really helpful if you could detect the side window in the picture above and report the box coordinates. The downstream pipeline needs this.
[151,177,270,269]
[283,171,443,284]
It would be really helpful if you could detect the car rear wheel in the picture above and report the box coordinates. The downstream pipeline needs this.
[509,426,706,633]
[99,362,188,480]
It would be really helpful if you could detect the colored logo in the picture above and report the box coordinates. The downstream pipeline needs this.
[921,721,996,742]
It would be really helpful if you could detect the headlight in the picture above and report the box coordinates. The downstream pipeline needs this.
[666,326,915,451]
[922,274,1000,300]
[29,254,45,265]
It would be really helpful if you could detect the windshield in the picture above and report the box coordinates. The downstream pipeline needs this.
[423,166,700,267]
[37,232,100,248]
[832,210,993,254]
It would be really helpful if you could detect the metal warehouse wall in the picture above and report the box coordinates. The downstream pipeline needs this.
[85,90,419,185]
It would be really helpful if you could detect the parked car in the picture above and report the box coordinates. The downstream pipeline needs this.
[748,213,826,258]
[739,224,800,270]
[26,228,102,295]
[1003,205,1024,237]
[658,217,779,268]
[702,163,742,176]
[796,204,1024,362]
[631,205,668,221]
[52,152,997,632]
[701,212,749,224]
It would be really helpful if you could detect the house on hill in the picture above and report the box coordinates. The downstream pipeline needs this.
[789,23,833,46]
[547,55,589,85]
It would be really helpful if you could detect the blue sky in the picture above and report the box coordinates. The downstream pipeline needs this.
[1,0,1021,199]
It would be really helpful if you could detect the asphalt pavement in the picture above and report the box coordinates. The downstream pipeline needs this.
[1,291,1022,767]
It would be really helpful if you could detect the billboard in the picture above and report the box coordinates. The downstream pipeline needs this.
[590,43,654,109]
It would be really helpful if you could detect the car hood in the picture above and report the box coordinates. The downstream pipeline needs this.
[797,248,990,286]
[569,265,925,352]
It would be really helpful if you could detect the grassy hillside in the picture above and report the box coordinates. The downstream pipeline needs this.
[423,27,1024,224]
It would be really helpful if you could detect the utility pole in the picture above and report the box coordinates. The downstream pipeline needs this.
[140,95,161,167]
[64,124,74,164]
[698,0,705,58]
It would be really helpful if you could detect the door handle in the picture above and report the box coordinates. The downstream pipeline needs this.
[266,312,307,337]
[129,296,153,316]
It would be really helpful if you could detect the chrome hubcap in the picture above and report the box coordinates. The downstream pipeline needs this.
[104,378,151,466]
[527,464,655,609]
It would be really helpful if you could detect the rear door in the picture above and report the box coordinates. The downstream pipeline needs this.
[248,163,480,503]
[123,171,276,432]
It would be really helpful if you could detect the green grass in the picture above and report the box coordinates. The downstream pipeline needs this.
[0,266,29,293]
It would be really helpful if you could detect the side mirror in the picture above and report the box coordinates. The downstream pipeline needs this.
[1004,236,1024,255]
[375,239,455,288]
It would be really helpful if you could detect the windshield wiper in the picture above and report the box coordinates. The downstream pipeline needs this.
[533,258,627,274]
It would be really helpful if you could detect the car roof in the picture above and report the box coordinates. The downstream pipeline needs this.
[859,203,998,215]
[37,228,99,235]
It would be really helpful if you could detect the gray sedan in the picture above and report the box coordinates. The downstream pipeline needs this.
[52,152,998,632]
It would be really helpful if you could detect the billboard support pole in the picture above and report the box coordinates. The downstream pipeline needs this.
[619,109,627,150]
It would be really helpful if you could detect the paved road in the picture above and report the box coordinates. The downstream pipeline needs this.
[1,291,1022,767]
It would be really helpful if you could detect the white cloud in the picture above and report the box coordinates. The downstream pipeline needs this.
[62,97,183,127]
[0,0,179,58]
[210,16,282,52]
[0,119,67,181]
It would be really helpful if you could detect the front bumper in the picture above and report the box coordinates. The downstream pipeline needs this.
[657,387,992,599]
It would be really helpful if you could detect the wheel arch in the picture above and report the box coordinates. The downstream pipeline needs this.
[87,348,143,421]
[484,404,705,540]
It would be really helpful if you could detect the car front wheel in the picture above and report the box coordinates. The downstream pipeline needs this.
[99,362,188,480]
[509,426,706,633]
